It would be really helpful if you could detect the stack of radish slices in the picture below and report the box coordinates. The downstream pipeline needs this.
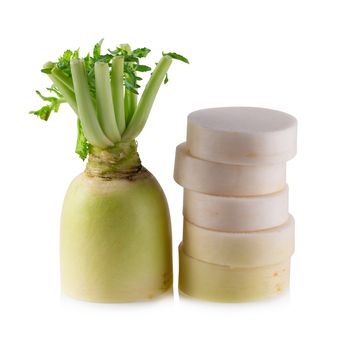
[174,107,297,302]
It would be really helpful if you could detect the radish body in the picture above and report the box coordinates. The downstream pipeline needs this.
[61,168,172,302]
[31,42,187,302]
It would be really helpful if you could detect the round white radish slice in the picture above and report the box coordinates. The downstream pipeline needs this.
[179,244,291,302]
[183,187,289,232]
[174,143,286,196]
[182,216,294,268]
[187,107,297,165]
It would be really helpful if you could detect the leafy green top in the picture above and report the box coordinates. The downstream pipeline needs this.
[31,40,188,160]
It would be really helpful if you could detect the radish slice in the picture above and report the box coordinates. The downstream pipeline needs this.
[187,107,297,165]
[182,216,294,268]
[179,244,291,302]
[183,187,289,232]
[174,143,286,196]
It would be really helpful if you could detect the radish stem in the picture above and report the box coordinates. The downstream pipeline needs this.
[49,74,78,114]
[51,66,75,93]
[122,55,172,141]
[42,62,78,113]
[120,44,137,126]
[124,90,137,126]
[111,56,125,133]
[95,61,121,143]
[71,59,113,148]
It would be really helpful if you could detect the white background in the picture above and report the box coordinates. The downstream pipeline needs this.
[1,0,349,349]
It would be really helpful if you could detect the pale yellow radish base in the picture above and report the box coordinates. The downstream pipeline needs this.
[179,244,290,302]
[60,170,172,303]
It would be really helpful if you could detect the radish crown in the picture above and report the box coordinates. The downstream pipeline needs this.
[30,40,189,160]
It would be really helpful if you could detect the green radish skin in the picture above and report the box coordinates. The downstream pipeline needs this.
[61,168,172,302]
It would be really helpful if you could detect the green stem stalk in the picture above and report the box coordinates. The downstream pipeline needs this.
[46,67,78,114]
[111,56,126,133]
[71,59,113,148]
[50,75,78,114]
[51,67,75,92]
[122,56,172,141]
[95,61,121,143]
[124,90,137,126]
[120,44,138,127]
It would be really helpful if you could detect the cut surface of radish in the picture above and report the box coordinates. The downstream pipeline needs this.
[174,143,286,196]
[179,244,290,302]
[187,107,297,165]
[183,187,289,232]
[182,216,294,267]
